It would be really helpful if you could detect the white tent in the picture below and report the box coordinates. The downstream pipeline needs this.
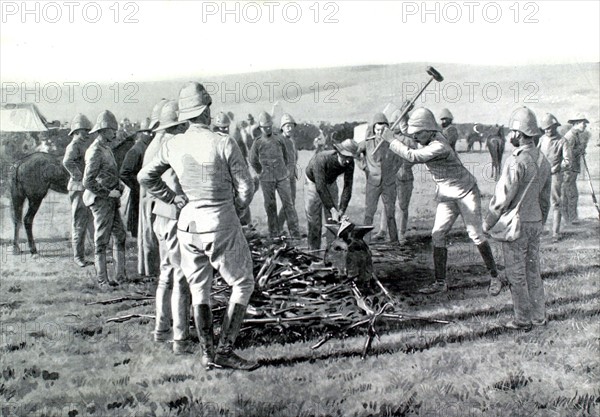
[1,103,49,132]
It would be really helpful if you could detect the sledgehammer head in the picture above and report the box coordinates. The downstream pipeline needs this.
[427,66,444,82]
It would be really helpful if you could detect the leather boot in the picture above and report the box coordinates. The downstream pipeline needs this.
[214,303,260,371]
[419,247,448,294]
[192,304,215,368]
[95,252,117,288]
[477,242,504,295]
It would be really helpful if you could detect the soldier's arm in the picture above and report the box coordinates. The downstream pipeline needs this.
[137,143,176,204]
[248,140,262,175]
[389,138,448,163]
[540,166,552,225]
[83,148,110,197]
[225,137,254,212]
[280,137,289,167]
[62,143,83,181]
[484,157,522,228]
[355,141,367,171]
[119,147,141,192]
[314,163,337,212]
[339,162,354,213]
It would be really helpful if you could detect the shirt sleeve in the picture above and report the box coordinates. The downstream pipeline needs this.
[314,159,337,212]
[484,155,523,227]
[137,142,176,204]
[62,143,83,181]
[248,140,262,175]
[224,136,255,213]
[389,138,449,164]
[339,162,354,213]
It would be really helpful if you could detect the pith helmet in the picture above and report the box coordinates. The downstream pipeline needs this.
[258,111,273,127]
[539,113,560,130]
[90,110,118,134]
[280,113,296,128]
[508,107,538,137]
[214,111,231,128]
[178,82,213,122]
[149,99,169,130]
[439,108,453,120]
[407,108,441,134]
[372,112,389,126]
[155,100,186,132]
[567,113,590,124]
[137,117,152,132]
[333,139,359,157]
[68,113,92,135]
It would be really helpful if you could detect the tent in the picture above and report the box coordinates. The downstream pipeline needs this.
[1,103,49,132]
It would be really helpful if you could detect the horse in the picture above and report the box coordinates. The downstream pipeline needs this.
[466,124,485,152]
[10,137,134,255]
[485,125,506,181]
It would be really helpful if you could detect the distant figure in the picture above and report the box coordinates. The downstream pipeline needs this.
[119,118,155,238]
[439,108,459,151]
[562,113,590,224]
[277,113,300,234]
[249,111,300,238]
[484,107,551,331]
[241,113,260,152]
[63,113,95,267]
[538,113,570,243]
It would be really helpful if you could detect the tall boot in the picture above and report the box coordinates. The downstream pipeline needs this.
[477,241,504,295]
[114,248,127,283]
[192,304,215,367]
[95,252,117,288]
[419,247,448,294]
[214,303,260,371]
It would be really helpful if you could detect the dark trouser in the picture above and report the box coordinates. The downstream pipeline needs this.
[502,221,545,325]
[69,190,94,261]
[364,180,398,243]
[261,178,299,237]
[304,178,338,250]
[277,175,297,232]
[561,171,579,223]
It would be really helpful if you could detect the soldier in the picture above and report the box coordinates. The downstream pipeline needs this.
[139,82,258,370]
[356,112,402,243]
[277,114,300,233]
[305,139,357,250]
[562,113,590,224]
[137,99,169,277]
[241,113,260,152]
[249,111,301,238]
[538,113,570,243]
[63,113,94,267]
[382,108,500,295]
[213,111,257,226]
[119,118,155,238]
[138,100,192,352]
[483,107,551,330]
[374,109,415,244]
[439,108,459,151]
[83,110,127,288]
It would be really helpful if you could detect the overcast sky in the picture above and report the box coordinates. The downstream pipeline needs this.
[1,0,599,83]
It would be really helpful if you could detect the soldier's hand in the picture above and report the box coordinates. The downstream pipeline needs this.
[401,99,414,114]
[173,195,188,210]
[108,189,121,198]
[381,127,395,143]
[330,207,341,223]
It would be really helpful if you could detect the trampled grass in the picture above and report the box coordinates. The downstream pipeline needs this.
[1,150,599,416]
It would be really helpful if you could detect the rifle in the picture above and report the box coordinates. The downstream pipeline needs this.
[582,155,600,220]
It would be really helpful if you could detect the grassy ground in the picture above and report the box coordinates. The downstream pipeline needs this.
[1,146,599,416]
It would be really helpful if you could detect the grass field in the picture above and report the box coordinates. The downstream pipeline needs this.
[1,144,599,417]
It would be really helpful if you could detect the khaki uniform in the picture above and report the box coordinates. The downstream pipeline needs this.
[356,133,402,242]
[138,123,255,306]
[390,133,484,248]
[379,159,414,238]
[82,139,126,256]
[485,143,551,325]
[144,132,190,343]
[249,132,299,237]
[562,128,586,222]
[277,134,299,231]
[538,133,570,237]
[442,125,459,151]
[62,138,94,262]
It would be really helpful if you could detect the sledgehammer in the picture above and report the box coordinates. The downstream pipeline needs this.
[371,66,444,155]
